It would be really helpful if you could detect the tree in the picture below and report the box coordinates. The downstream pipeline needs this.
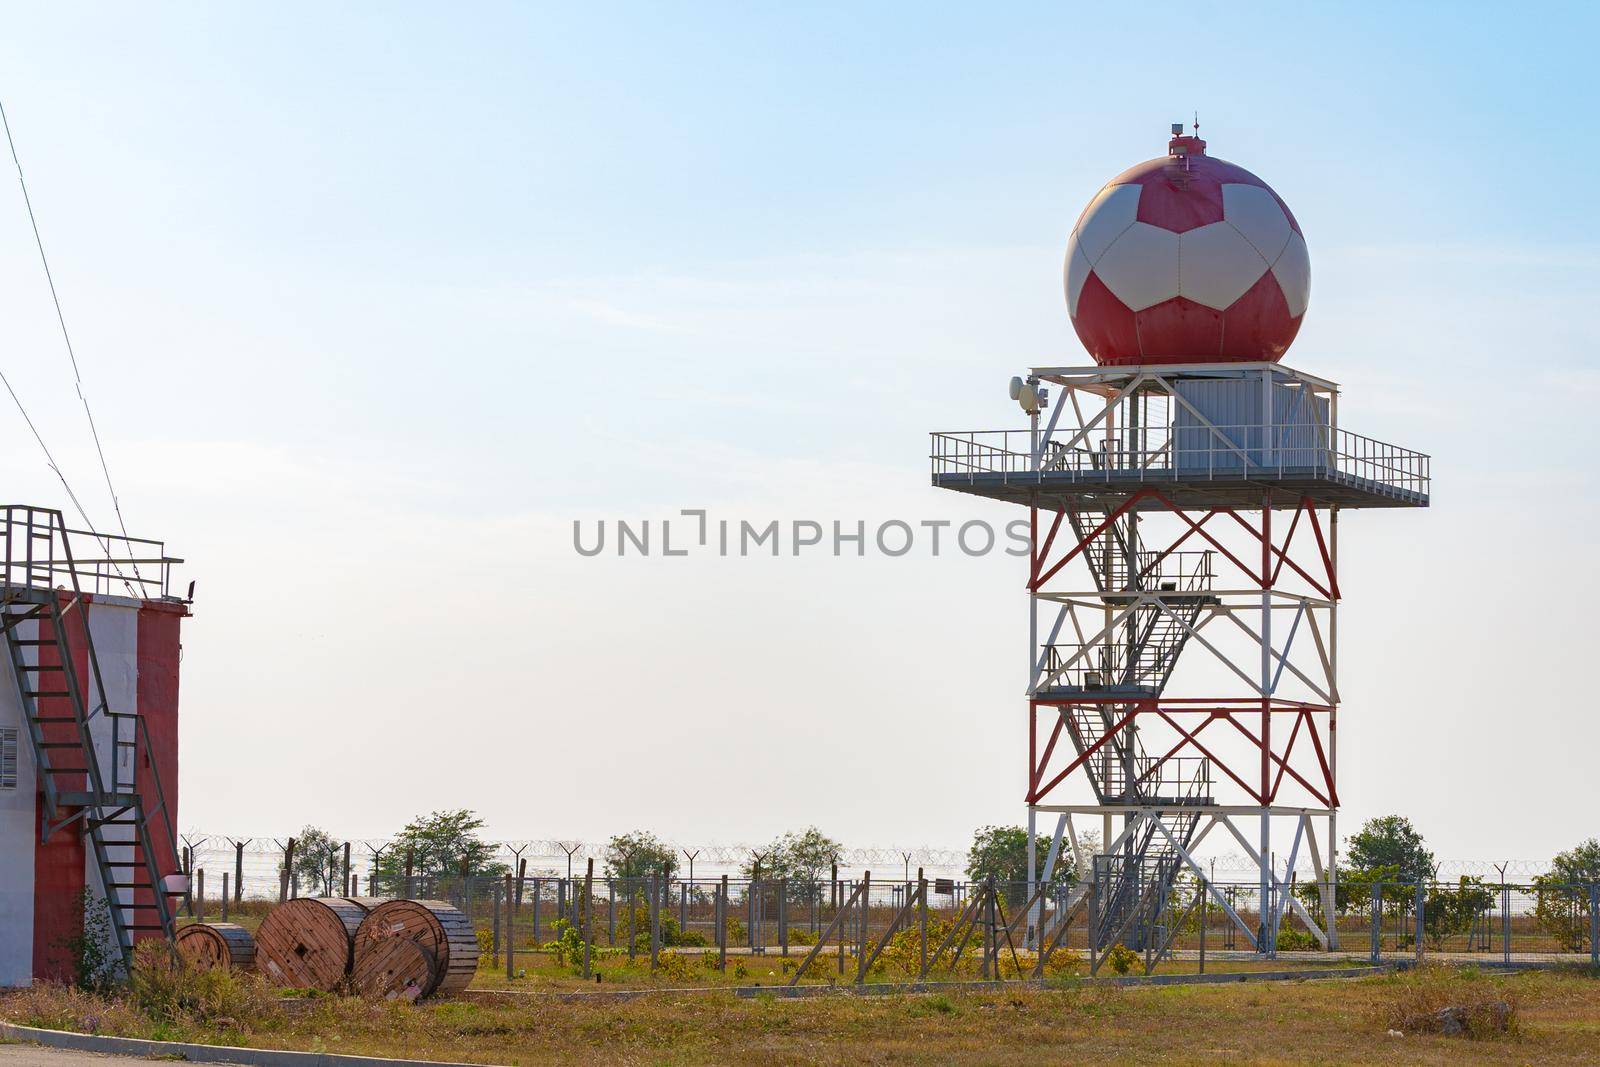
[375,810,505,885]
[742,827,843,901]
[1548,838,1600,884]
[1346,816,1435,881]
[967,825,1077,904]
[282,826,342,896]
[1424,877,1494,950]
[1532,838,1600,952]
[603,830,677,881]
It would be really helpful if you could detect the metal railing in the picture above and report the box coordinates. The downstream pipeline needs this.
[1101,755,1213,803]
[1,505,182,600]
[931,424,1430,498]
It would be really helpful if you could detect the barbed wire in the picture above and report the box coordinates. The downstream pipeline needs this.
[182,832,1553,879]
[183,834,967,869]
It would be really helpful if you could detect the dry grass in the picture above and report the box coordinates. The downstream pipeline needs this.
[1377,964,1519,1038]
[4,963,1598,1065]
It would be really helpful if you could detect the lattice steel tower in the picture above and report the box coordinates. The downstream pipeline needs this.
[930,128,1429,957]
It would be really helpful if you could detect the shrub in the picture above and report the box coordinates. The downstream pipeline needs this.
[127,941,279,1029]
[1275,927,1319,952]
[654,951,700,982]
[1102,943,1139,975]
[1040,947,1083,976]
[60,890,120,993]
[543,919,594,969]
[787,927,818,946]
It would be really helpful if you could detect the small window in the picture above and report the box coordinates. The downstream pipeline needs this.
[0,727,16,789]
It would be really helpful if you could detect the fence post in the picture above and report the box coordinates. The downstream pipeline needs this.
[342,842,351,895]
[1087,879,1099,976]
[1502,884,1511,965]
[608,878,617,947]
[679,877,688,933]
[1591,884,1598,968]
[196,869,205,922]
[491,881,501,967]
[234,841,245,903]
[404,847,415,899]
[855,871,872,986]
[533,877,543,943]
[650,865,664,971]
[779,878,788,957]
[627,877,638,963]
[718,874,729,972]
[1370,884,1380,963]
[221,872,229,922]
[1198,879,1207,975]
[582,859,594,980]
[837,879,847,975]
[745,870,758,953]
[280,839,295,903]
[1414,881,1424,963]
[505,872,516,980]
[918,869,928,977]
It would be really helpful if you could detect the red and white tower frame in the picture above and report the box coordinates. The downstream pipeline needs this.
[932,361,1428,954]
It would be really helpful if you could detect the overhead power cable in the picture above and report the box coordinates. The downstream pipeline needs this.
[0,95,140,591]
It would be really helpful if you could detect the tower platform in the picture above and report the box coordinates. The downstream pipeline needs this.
[931,362,1429,511]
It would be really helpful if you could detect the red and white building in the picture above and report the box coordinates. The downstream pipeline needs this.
[0,506,186,986]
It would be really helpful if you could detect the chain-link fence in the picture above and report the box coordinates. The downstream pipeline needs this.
[180,862,1600,983]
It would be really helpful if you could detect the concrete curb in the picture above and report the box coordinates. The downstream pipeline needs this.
[0,1021,503,1067]
[732,964,1394,999]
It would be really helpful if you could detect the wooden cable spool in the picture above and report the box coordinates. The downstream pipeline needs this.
[352,936,437,1001]
[343,896,389,912]
[353,899,479,998]
[254,897,367,990]
[175,922,256,972]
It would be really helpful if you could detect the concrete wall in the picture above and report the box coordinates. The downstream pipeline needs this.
[0,615,38,988]
[0,594,184,987]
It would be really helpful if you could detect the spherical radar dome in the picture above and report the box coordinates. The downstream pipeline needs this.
[1064,130,1310,365]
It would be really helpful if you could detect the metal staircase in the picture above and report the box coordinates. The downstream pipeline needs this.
[1056,506,1215,952]
[1,506,181,972]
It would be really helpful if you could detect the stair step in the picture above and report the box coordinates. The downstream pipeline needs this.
[124,924,169,931]
[59,792,136,806]
[25,690,70,698]
[30,716,80,724]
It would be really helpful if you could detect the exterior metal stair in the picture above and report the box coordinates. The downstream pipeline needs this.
[1058,506,1214,952]
[2,507,180,972]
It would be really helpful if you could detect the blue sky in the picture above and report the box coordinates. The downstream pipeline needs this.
[0,3,1594,864]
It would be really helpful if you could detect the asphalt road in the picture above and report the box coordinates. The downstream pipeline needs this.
[0,1046,159,1066]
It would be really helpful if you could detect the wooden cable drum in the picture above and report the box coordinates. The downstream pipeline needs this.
[353,899,479,998]
[175,922,256,972]
[352,936,436,1001]
[255,897,367,990]
[343,896,390,912]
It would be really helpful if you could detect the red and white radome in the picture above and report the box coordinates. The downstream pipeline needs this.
[1063,131,1310,365]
